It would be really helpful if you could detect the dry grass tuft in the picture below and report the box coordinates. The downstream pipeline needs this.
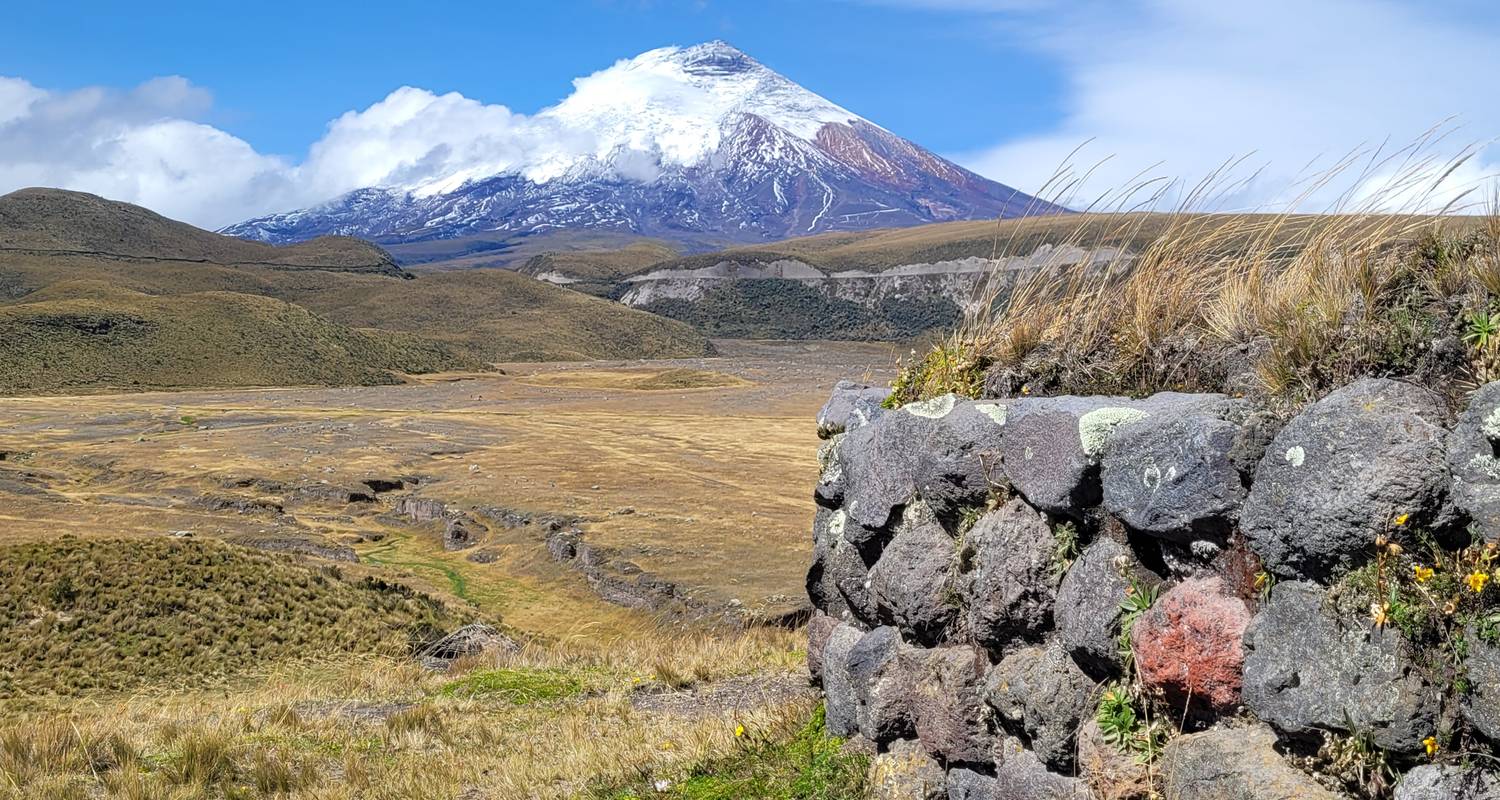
[893,134,1499,410]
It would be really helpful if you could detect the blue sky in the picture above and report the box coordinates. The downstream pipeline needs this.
[1,1,1064,159]
[2,0,1497,226]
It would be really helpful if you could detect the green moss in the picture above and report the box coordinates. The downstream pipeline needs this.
[437,668,581,704]
[595,705,868,800]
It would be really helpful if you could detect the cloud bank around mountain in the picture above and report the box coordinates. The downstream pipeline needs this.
[1,2,1496,228]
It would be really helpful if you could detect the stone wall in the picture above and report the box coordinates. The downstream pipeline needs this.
[805,378,1500,800]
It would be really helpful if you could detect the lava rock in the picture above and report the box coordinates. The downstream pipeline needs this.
[1449,380,1500,542]
[868,738,945,800]
[1131,576,1251,717]
[442,513,480,550]
[822,622,865,737]
[808,508,854,620]
[868,501,960,645]
[992,736,1094,799]
[838,396,1008,530]
[818,380,891,439]
[815,434,847,508]
[806,611,839,684]
[395,495,447,523]
[827,536,878,626]
[985,643,1096,772]
[1101,413,1246,540]
[1055,537,1160,679]
[1395,765,1500,800]
[849,626,917,743]
[1241,580,1440,754]
[1242,377,1450,582]
[946,767,1000,800]
[961,497,1060,652]
[1001,393,1233,517]
[911,645,994,764]
[1160,724,1340,800]
[1463,623,1500,742]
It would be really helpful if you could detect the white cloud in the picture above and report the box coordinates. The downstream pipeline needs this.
[945,0,1500,211]
[0,76,298,227]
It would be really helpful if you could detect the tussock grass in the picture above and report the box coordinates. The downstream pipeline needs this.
[0,537,458,696]
[893,136,1500,409]
[0,625,812,800]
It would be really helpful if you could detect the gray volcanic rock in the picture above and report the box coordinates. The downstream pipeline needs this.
[838,396,1008,530]
[815,434,847,508]
[1463,624,1500,742]
[1001,393,1233,516]
[807,507,855,620]
[1055,537,1160,679]
[818,380,890,439]
[822,622,865,737]
[946,767,999,800]
[1101,413,1246,540]
[1395,765,1500,800]
[992,736,1094,799]
[961,497,1059,652]
[806,611,839,683]
[1160,725,1340,800]
[1449,380,1500,542]
[1241,581,1440,754]
[1242,377,1450,581]
[868,738,946,800]
[985,644,1096,772]
[829,534,879,626]
[849,626,918,742]
[910,645,994,764]
[868,501,960,645]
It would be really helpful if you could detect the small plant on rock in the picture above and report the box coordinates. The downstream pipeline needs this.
[1095,683,1169,766]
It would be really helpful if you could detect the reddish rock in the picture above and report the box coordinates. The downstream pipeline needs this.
[1131,576,1250,717]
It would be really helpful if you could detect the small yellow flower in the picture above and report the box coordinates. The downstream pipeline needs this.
[734,724,746,737]
[1413,565,1435,583]
[1020,385,1032,396]
[1469,571,1491,594]
[1393,513,1411,527]
[1424,735,1439,757]
[1371,601,1390,627]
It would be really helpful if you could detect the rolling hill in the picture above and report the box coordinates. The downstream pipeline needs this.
[0,189,713,394]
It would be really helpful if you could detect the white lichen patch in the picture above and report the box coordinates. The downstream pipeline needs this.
[1482,407,1500,443]
[829,509,846,540]
[1078,407,1149,459]
[974,403,1007,426]
[1285,446,1306,467]
[904,394,957,419]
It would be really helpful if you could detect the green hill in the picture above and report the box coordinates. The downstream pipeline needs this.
[0,283,482,394]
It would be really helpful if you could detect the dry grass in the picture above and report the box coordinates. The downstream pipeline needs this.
[892,135,1499,409]
[0,625,812,800]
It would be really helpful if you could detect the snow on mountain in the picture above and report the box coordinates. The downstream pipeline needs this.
[222,41,1063,249]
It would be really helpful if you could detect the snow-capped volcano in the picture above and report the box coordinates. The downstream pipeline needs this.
[222,42,1062,248]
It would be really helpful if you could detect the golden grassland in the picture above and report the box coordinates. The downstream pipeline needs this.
[0,345,890,798]
[0,623,858,800]
[890,147,1500,410]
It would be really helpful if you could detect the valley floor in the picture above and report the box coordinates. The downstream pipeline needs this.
[0,340,893,798]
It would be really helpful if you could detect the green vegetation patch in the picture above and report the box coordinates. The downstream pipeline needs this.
[0,537,457,696]
[438,668,582,704]
[596,705,868,800]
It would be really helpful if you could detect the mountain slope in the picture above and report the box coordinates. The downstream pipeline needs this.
[222,42,1064,254]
